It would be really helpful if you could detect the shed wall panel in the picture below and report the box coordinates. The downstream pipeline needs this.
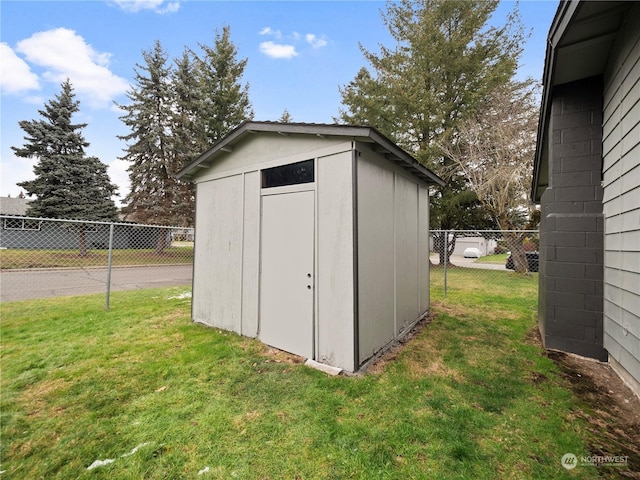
[603,4,640,387]
[356,155,395,362]
[317,150,355,370]
[192,175,243,332]
[241,171,260,337]
[419,186,430,313]
[192,175,243,333]
[395,174,420,333]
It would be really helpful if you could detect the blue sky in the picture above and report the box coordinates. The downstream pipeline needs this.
[0,0,559,204]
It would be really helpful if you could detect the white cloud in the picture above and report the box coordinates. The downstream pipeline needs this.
[107,158,131,205]
[0,43,40,94]
[258,29,328,59]
[112,0,180,14]
[259,27,282,39]
[305,34,328,49]
[15,28,129,108]
[259,41,298,60]
[0,152,37,198]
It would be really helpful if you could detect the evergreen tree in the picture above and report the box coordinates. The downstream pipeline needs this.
[166,49,200,225]
[118,29,251,237]
[118,41,175,226]
[194,26,253,149]
[337,0,527,261]
[278,108,293,123]
[13,79,118,255]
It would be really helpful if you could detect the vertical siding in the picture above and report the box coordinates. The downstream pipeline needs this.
[192,175,244,332]
[418,186,430,313]
[316,149,355,370]
[356,155,395,362]
[394,175,420,333]
[603,4,640,385]
[241,171,260,337]
[356,148,430,365]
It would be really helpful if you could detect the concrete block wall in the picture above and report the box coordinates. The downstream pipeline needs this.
[538,77,608,361]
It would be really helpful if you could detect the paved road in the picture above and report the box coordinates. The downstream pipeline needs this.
[1,264,193,302]
[430,254,508,271]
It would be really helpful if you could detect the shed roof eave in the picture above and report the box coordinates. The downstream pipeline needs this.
[177,121,445,187]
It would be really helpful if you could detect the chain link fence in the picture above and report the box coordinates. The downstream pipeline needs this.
[0,216,194,307]
[430,229,539,297]
[2,219,537,307]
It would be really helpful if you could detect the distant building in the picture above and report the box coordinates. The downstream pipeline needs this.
[0,196,29,216]
[0,196,162,250]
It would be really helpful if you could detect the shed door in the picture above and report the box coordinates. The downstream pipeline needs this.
[259,190,314,358]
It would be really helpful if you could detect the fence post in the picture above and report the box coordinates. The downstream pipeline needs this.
[443,230,448,298]
[105,223,115,310]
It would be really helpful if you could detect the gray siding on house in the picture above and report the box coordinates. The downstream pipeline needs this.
[538,77,607,361]
[602,5,640,385]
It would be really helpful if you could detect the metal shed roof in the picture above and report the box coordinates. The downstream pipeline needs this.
[531,0,634,202]
[177,121,445,187]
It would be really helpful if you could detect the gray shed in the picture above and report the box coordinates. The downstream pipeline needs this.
[178,121,444,372]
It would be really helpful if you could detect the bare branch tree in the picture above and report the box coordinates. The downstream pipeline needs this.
[442,80,540,272]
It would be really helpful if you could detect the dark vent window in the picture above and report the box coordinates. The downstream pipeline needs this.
[262,159,314,188]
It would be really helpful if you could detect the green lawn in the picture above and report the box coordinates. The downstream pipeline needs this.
[0,246,193,269]
[0,273,603,479]
[474,253,509,265]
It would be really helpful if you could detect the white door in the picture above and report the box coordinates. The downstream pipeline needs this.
[259,190,315,358]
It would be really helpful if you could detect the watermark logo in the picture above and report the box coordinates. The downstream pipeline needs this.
[561,452,629,470]
[562,453,577,470]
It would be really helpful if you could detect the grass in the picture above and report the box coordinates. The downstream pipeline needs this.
[474,253,509,265]
[0,245,193,269]
[0,273,602,479]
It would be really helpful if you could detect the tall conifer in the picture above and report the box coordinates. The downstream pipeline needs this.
[13,79,118,255]
[194,26,253,149]
[118,40,176,227]
[166,49,200,226]
[119,29,252,230]
[337,0,527,261]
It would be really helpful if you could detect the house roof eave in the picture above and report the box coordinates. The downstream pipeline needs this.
[531,0,633,203]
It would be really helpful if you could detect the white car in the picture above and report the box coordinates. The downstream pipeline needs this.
[463,247,481,258]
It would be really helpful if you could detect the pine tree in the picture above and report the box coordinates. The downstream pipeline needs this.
[13,79,118,255]
[118,41,175,225]
[119,30,252,235]
[337,0,527,262]
[278,108,293,123]
[166,49,200,226]
[118,40,179,253]
[194,26,253,149]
